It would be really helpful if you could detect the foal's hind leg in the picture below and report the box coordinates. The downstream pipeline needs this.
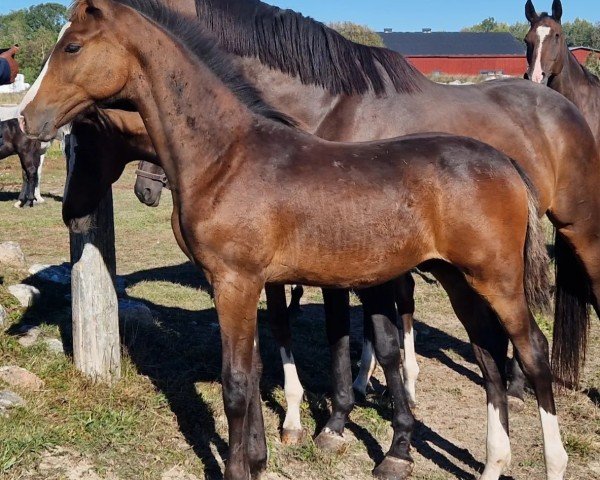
[474,280,568,479]
[432,265,511,480]
[314,289,354,453]
[506,354,527,412]
[265,284,305,445]
[359,282,415,480]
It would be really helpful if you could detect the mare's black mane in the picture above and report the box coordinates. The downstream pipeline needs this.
[195,0,421,95]
[79,0,296,126]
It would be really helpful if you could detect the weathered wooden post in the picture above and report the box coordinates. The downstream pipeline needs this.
[66,132,121,384]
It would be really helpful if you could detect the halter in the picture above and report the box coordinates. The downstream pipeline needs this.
[135,163,171,190]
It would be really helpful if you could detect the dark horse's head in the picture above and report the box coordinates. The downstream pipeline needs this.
[0,118,43,207]
[524,0,566,85]
[134,161,169,207]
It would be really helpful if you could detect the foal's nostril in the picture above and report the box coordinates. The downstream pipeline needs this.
[143,188,153,203]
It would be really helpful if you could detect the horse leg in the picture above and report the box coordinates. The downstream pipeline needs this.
[352,307,377,398]
[214,274,264,480]
[314,289,354,453]
[247,327,268,479]
[17,152,38,207]
[289,285,304,313]
[359,281,415,480]
[506,354,527,412]
[473,278,568,480]
[432,265,512,480]
[394,274,419,408]
[265,284,305,445]
[33,154,45,203]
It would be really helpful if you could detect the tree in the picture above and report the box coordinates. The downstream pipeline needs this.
[329,22,385,47]
[463,17,501,32]
[0,3,68,82]
[585,53,600,77]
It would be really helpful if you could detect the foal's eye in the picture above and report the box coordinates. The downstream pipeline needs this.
[64,43,82,54]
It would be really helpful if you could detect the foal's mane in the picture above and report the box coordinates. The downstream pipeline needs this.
[71,0,296,126]
[195,0,421,96]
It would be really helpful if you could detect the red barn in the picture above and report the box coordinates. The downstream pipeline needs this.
[378,31,528,77]
[570,46,600,64]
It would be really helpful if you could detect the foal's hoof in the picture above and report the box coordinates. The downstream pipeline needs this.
[281,428,305,445]
[373,456,414,480]
[508,395,525,413]
[314,430,347,454]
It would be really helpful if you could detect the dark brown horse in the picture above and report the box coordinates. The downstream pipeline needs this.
[129,0,600,406]
[525,0,600,147]
[0,117,46,207]
[21,1,570,479]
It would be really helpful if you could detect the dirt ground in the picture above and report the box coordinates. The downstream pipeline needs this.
[0,147,599,480]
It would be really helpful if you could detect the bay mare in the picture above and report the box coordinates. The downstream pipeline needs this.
[525,0,600,147]
[134,0,600,406]
[21,1,570,478]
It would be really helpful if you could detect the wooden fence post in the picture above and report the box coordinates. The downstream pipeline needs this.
[66,132,121,384]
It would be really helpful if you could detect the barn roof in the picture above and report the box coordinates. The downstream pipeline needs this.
[379,32,527,57]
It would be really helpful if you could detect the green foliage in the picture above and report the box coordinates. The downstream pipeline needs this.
[328,21,385,47]
[585,53,600,77]
[0,3,68,82]
[463,16,600,49]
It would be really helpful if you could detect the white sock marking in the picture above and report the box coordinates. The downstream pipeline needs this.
[539,408,568,479]
[402,315,419,405]
[532,26,551,83]
[353,338,377,395]
[480,404,511,480]
[34,154,45,202]
[280,348,304,432]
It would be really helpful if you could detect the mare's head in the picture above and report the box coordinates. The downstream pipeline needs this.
[134,161,168,207]
[20,0,132,141]
[524,0,566,84]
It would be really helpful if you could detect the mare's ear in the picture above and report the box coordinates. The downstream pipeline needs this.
[552,0,563,23]
[525,0,539,23]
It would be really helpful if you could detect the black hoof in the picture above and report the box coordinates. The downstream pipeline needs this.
[281,428,305,445]
[508,395,525,413]
[314,430,347,454]
[373,456,414,480]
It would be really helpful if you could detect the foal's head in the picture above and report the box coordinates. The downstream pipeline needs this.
[20,0,132,141]
[524,0,566,84]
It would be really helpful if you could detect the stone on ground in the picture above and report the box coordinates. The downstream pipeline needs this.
[8,284,41,307]
[0,305,7,328]
[17,326,41,347]
[0,366,45,391]
[44,338,64,354]
[0,242,27,269]
[119,299,155,327]
[28,263,71,285]
[0,390,25,416]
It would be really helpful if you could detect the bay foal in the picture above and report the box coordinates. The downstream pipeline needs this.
[21,1,569,478]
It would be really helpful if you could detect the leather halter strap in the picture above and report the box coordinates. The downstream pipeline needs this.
[135,167,170,190]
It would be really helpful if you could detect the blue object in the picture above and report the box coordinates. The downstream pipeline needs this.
[0,58,11,85]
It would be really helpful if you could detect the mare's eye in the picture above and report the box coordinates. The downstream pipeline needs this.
[64,43,82,54]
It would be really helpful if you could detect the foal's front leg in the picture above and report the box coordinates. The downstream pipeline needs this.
[214,274,265,480]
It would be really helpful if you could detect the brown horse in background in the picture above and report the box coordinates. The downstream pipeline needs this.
[22,1,570,479]
[525,0,600,147]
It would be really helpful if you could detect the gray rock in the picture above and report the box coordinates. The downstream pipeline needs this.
[44,338,64,355]
[0,242,27,269]
[118,299,154,327]
[0,390,25,416]
[28,264,71,285]
[8,284,41,307]
[17,326,41,347]
[0,305,7,328]
[0,366,45,391]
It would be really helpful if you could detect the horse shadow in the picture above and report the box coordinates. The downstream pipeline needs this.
[5,262,494,479]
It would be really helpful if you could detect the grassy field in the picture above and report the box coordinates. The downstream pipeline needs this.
[0,140,599,479]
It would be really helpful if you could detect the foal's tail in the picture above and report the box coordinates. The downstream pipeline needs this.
[551,231,591,389]
[513,161,551,314]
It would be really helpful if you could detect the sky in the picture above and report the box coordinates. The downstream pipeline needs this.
[1,0,598,31]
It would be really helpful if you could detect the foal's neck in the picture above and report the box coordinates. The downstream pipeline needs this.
[124,25,255,194]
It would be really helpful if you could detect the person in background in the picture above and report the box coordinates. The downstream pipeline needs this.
[0,46,20,85]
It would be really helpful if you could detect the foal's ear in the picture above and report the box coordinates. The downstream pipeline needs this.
[525,0,538,23]
[552,0,563,23]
